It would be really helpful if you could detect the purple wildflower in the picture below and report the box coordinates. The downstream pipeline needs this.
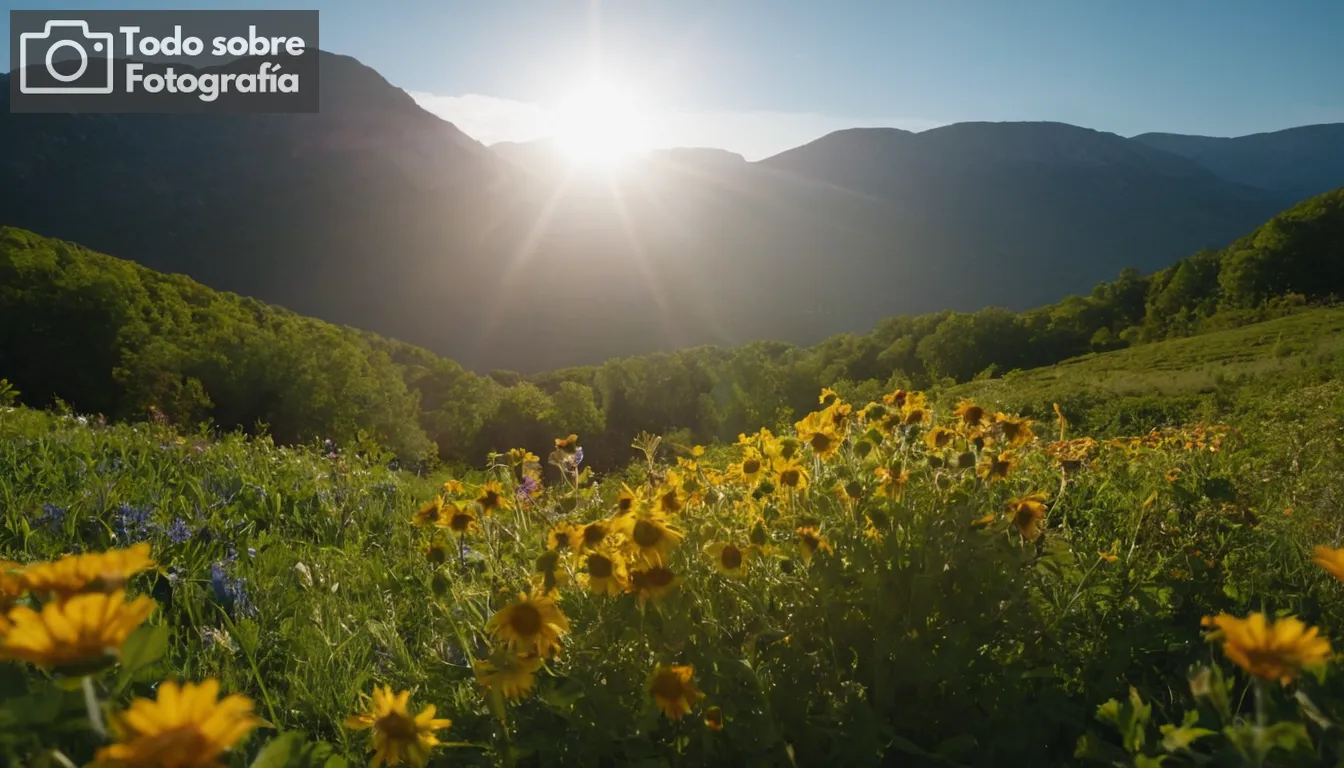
[167,517,193,544]
[210,561,257,618]
[516,475,540,502]
[36,503,66,529]
[114,503,156,542]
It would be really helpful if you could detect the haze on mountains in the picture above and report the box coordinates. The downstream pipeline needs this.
[2,52,1340,372]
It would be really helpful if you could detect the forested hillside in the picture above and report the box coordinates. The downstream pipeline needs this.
[2,187,1340,466]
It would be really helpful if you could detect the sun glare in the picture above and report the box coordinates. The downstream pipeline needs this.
[553,80,651,170]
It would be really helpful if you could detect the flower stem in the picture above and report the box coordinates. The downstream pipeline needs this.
[82,675,107,738]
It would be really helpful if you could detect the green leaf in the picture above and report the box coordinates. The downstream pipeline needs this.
[116,624,170,687]
[1159,723,1214,753]
[250,732,304,768]
[1074,731,1131,764]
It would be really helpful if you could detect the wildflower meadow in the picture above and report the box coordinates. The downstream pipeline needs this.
[3,349,1344,768]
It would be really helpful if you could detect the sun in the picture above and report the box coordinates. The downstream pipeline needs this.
[553,80,651,170]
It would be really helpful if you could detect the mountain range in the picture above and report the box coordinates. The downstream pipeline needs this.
[3,51,1341,372]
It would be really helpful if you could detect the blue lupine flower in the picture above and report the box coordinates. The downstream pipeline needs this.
[573,447,584,467]
[516,475,540,502]
[114,503,156,542]
[167,517,193,544]
[210,561,257,618]
[35,503,66,529]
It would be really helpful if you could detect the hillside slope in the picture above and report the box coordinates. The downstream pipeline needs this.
[1133,123,1344,202]
[2,187,1341,466]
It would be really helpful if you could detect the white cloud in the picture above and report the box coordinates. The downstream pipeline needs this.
[409,91,941,160]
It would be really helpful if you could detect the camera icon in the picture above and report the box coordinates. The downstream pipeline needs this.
[19,20,115,95]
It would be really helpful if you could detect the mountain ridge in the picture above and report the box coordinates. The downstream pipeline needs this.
[2,52,1340,371]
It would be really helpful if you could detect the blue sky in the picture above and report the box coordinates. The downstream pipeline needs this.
[6,0,1343,158]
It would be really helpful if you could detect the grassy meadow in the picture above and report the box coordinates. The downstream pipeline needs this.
[3,307,1344,766]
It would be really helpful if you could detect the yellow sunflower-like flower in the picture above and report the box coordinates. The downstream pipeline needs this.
[901,400,930,427]
[446,504,478,536]
[766,436,803,463]
[882,389,910,408]
[93,679,262,768]
[575,520,611,553]
[1312,546,1344,583]
[704,542,748,577]
[924,426,956,451]
[1,560,23,610]
[507,448,539,466]
[1203,612,1331,684]
[473,648,544,702]
[654,478,686,516]
[796,527,833,564]
[795,411,843,461]
[977,452,1017,483]
[874,465,909,499]
[732,448,767,486]
[475,481,512,515]
[580,548,628,596]
[546,524,575,552]
[1007,492,1049,541]
[834,479,865,504]
[818,388,841,407]
[995,413,1035,447]
[1,590,155,673]
[772,456,810,493]
[530,550,568,596]
[554,434,579,453]
[424,539,449,565]
[441,479,465,495]
[619,511,684,566]
[649,665,704,720]
[412,497,447,528]
[954,401,987,429]
[20,543,156,599]
[345,685,452,768]
[486,592,570,659]
[629,565,678,605]
[614,484,643,516]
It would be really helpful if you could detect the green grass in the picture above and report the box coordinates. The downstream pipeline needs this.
[943,307,1344,435]
[4,309,1344,766]
[955,308,1344,401]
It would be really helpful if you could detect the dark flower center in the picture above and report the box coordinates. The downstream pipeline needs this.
[652,673,684,701]
[660,491,681,513]
[583,524,606,546]
[376,712,419,740]
[633,520,663,548]
[742,459,761,475]
[509,604,543,636]
[720,545,743,570]
[809,433,832,453]
[587,554,613,579]
[643,567,674,588]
